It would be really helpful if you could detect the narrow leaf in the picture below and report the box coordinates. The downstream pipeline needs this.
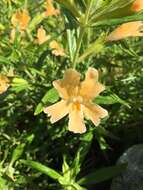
[77,36,105,63]
[11,143,25,165]
[56,0,80,18]
[95,94,130,108]
[21,160,62,180]
[78,164,127,185]
[34,88,59,115]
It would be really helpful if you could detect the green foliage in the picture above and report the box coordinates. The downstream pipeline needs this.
[34,88,59,115]
[95,94,130,108]
[78,164,127,185]
[21,160,62,180]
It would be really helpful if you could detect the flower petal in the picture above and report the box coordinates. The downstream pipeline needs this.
[49,40,59,49]
[84,103,108,126]
[68,104,86,134]
[45,0,60,17]
[63,69,80,87]
[0,75,9,84]
[80,67,105,100]
[85,67,99,81]
[53,80,69,99]
[0,85,9,94]
[53,69,80,99]
[20,10,30,30]
[107,21,143,41]
[131,0,143,12]
[44,100,69,123]
[11,9,30,30]
[0,75,9,94]
[37,26,50,45]
[52,49,65,57]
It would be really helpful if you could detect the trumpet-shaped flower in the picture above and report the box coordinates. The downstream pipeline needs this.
[37,26,50,45]
[49,40,65,56]
[44,0,60,17]
[0,75,9,94]
[131,0,143,12]
[10,9,30,42]
[107,21,143,41]
[11,9,30,30]
[44,68,108,134]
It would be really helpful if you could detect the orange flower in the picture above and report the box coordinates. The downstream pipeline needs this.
[49,40,65,56]
[37,26,50,45]
[49,40,60,49]
[107,21,143,41]
[10,9,30,42]
[131,0,143,12]
[0,75,9,94]
[11,9,30,30]
[44,0,60,17]
[44,68,108,134]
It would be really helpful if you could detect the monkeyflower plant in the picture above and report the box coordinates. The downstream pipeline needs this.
[43,0,143,134]
[1,0,143,189]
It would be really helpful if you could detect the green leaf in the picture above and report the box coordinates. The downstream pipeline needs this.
[62,156,71,180]
[90,0,135,23]
[72,132,93,177]
[42,88,59,103]
[21,160,62,180]
[77,35,105,63]
[95,94,130,108]
[34,88,59,115]
[28,14,45,32]
[0,56,10,64]
[98,136,109,150]
[92,13,143,27]
[26,134,35,144]
[0,23,5,30]
[95,127,119,141]
[78,164,127,185]
[29,67,45,77]
[71,183,87,190]
[0,177,6,189]
[11,77,30,92]
[66,27,77,62]
[5,165,15,180]
[11,143,26,165]
[56,0,80,18]
[34,103,44,116]
[103,0,134,13]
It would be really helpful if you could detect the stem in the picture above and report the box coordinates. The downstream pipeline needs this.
[72,28,85,68]
[72,0,94,68]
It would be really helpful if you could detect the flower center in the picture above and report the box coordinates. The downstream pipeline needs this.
[71,96,83,111]
[72,96,83,103]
